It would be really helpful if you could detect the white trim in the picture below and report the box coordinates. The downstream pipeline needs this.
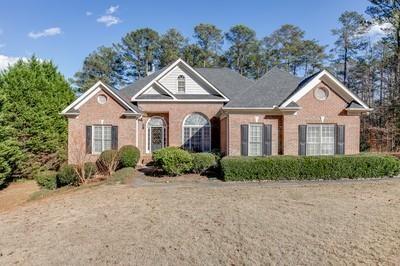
[139,81,177,99]
[178,59,230,101]
[145,116,167,154]
[181,112,211,152]
[61,81,139,115]
[135,119,139,147]
[131,58,229,101]
[280,70,370,109]
[135,98,228,102]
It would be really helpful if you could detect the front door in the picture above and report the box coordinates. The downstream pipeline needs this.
[150,126,163,152]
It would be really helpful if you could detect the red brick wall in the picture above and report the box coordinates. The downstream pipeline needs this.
[227,114,281,156]
[283,82,360,155]
[68,87,137,164]
[137,102,223,154]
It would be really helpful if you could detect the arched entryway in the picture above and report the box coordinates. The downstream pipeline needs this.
[146,116,167,153]
[182,113,211,152]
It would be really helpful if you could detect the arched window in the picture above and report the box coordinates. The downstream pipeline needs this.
[183,113,211,152]
[147,117,167,153]
[177,75,185,94]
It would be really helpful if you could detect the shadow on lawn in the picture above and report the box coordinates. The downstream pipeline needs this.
[138,163,222,180]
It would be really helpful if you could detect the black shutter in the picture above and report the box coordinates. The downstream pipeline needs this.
[336,125,345,154]
[241,124,248,156]
[263,124,272,156]
[111,126,118,150]
[86,126,92,154]
[298,125,307,155]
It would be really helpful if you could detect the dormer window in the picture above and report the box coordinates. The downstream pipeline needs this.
[177,75,185,94]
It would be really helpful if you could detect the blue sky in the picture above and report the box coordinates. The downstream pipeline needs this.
[0,0,371,79]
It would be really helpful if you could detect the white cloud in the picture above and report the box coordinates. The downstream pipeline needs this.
[0,55,27,71]
[106,5,119,14]
[97,15,121,27]
[364,22,393,41]
[86,11,92,16]
[28,27,62,39]
[97,5,121,27]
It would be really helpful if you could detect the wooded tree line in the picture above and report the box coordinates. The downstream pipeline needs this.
[74,1,400,152]
[74,23,328,91]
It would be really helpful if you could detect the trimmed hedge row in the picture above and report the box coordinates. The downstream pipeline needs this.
[221,155,400,181]
[152,147,217,176]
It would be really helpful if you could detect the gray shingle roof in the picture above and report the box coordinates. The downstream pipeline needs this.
[119,66,168,100]
[174,94,225,100]
[103,84,141,113]
[225,67,303,108]
[347,101,364,109]
[136,94,173,100]
[194,68,254,99]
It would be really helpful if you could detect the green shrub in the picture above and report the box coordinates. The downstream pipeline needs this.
[118,145,140,168]
[84,162,97,179]
[221,155,400,181]
[56,165,79,187]
[96,150,120,175]
[35,171,57,190]
[153,147,193,176]
[191,153,217,174]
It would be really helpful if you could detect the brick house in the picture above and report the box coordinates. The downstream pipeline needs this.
[62,58,371,164]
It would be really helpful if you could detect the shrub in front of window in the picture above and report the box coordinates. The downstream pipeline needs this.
[84,162,97,179]
[221,155,400,181]
[35,171,58,190]
[152,147,193,176]
[191,153,217,174]
[97,150,120,175]
[118,145,140,168]
[57,165,79,187]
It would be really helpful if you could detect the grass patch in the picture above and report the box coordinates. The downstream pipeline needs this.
[107,167,135,185]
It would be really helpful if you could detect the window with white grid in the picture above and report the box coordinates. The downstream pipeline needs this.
[183,113,211,152]
[306,124,335,156]
[248,124,263,156]
[93,125,112,154]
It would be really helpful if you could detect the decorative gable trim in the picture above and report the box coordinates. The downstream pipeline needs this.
[131,58,229,101]
[280,70,370,110]
[139,81,177,99]
[61,81,140,116]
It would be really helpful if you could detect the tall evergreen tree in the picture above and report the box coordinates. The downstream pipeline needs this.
[118,28,160,79]
[159,28,187,67]
[193,23,224,67]
[73,46,126,92]
[331,11,367,85]
[225,24,257,76]
[182,44,208,68]
[264,24,306,75]
[0,57,75,179]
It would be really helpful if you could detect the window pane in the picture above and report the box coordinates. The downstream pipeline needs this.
[184,113,210,126]
[191,127,202,152]
[203,127,211,151]
[249,124,262,156]
[183,127,191,149]
[306,124,335,156]
[94,139,102,153]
